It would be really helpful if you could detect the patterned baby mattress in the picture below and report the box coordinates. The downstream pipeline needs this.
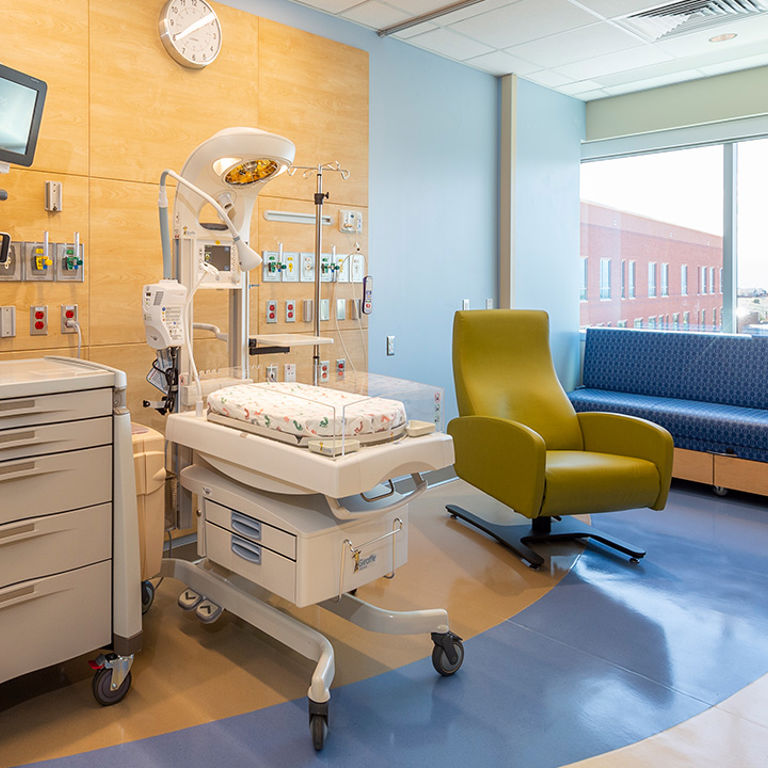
[207,382,407,442]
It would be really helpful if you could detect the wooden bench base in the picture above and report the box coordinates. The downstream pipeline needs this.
[673,448,768,496]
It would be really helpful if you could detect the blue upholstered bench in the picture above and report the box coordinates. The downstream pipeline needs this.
[568,328,768,495]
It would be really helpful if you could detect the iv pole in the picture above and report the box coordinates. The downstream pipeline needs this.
[288,161,350,385]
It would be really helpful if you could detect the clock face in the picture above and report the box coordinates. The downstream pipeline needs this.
[159,0,222,69]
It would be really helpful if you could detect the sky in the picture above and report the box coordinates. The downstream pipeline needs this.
[580,139,768,290]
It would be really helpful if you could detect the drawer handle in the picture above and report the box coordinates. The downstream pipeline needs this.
[231,535,261,565]
[0,430,36,446]
[0,522,35,543]
[231,512,261,541]
[0,585,36,608]
[0,460,36,480]
[0,399,36,415]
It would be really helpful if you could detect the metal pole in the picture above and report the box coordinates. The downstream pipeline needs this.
[313,168,327,385]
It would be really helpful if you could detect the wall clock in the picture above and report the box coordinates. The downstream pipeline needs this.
[159,0,222,69]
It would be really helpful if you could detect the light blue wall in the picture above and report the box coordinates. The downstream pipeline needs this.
[221,0,498,422]
[513,78,585,389]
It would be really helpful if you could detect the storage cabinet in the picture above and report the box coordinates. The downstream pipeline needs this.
[0,358,141,703]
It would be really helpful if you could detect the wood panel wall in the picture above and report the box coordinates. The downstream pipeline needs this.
[0,1,369,433]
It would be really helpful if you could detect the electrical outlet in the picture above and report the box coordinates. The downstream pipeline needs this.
[485,298,494,309]
[284,363,296,382]
[462,298,470,310]
[319,299,330,321]
[30,305,48,335]
[350,253,365,283]
[319,360,330,383]
[61,304,78,334]
[266,364,278,382]
[336,358,346,380]
[266,299,277,324]
[285,299,296,323]
[336,298,346,321]
[300,252,315,282]
[386,335,395,356]
[303,299,314,323]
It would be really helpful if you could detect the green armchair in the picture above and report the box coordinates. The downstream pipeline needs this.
[447,310,673,568]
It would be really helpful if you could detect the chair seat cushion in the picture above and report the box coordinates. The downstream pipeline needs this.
[569,388,768,463]
[541,450,660,518]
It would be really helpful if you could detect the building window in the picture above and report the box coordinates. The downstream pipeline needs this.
[683,311,690,330]
[617,320,627,328]
[700,267,707,295]
[709,266,715,294]
[661,263,669,296]
[681,265,688,296]
[701,309,707,330]
[648,316,656,329]
[580,259,587,301]
[629,261,636,298]
[648,262,657,297]
[713,307,718,329]
[621,260,626,299]
[673,312,680,330]
[600,258,611,299]
[719,267,723,294]
[634,318,643,328]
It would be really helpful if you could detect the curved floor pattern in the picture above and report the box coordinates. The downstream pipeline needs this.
[9,481,768,768]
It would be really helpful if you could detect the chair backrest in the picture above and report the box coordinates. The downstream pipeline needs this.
[452,309,583,450]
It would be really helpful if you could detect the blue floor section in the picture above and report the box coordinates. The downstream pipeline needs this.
[18,482,768,768]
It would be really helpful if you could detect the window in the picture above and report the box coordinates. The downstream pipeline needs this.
[709,267,715,294]
[683,311,690,330]
[701,309,707,330]
[617,320,627,328]
[700,267,707,295]
[581,145,723,331]
[673,312,680,330]
[634,318,643,328]
[600,258,611,299]
[580,259,588,301]
[648,316,656,329]
[713,307,718,329]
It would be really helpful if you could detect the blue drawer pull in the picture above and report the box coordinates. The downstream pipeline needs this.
[231,511,261,541]
[231,535,261,565]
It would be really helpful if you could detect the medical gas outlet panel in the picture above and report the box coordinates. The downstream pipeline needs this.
[262,250,364,284]
[0,238,85,282]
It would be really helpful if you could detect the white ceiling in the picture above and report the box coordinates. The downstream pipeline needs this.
[286,0,768,100]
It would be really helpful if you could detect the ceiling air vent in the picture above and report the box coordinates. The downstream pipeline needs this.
[617,0,768,41]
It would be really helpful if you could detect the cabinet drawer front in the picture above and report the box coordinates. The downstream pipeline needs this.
[0,504,112,588]
[0,560,112,684]
[0,446,112,526]
[0,389,112,431]
[0,417,111,463]
[204,500,297,560]
[205,521,296,602]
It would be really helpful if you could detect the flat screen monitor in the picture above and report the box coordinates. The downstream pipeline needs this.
[0,63,47,167]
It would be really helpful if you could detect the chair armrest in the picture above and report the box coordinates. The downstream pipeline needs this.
[577,411,674,510]
[447,415,546,519]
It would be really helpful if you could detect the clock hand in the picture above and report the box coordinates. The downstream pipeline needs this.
[174,12,215,41]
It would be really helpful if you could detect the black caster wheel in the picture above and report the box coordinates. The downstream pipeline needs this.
[141,580,155,615]
[92,668,132,706]
[431,633,464,677]
[713,486,728,497]
[310,714,328,751]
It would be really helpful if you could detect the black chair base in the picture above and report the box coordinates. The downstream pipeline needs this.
[446,505,646,569]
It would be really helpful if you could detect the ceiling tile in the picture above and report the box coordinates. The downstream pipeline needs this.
[393,21,438,38]
[601,69,704,94]
[387,0,463,14]
[463,50,541,75]
[525,70,573,87]
[698,52,768,75]
[292,0,362,12]
[555,43,673,80]
[341,1,409,28]
[571,0,662,19]
[558,78,604,94]
[436,0,520,24]
[574,88,611,100]
[408,27,495,59]
[449,0,598,49]
[506,22,642,68]
[654,13,768,57]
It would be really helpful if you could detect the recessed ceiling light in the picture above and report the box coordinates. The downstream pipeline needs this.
[709,32,738,42]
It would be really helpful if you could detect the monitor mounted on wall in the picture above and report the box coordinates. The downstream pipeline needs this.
[0,62,47,167]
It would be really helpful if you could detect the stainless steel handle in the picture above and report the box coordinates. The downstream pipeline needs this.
[337,517,403,598]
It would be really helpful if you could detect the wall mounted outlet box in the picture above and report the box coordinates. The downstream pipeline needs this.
[319,299,330,321]
[349,299,361,321]
[350,253,364,283]
[26,243,54,282]
[336,298,346,321]
[319,360,330,383]
[55,242,85,282]
[266,299,278,324]
[339,210,363,233]
[0,306,16,337]
[303,299,314,323]
[282,252,299,282]
[266,364,278,382]
[30,305,48,335]
[336,358,345,380]
[300,252,315,282]
[462,298,470,310]
[334,253,350,283]
[0,242,23,282]
[45,181,63,212]
[285,299,296,323]
[320,254,333,283]
[386,335,395,356]
[262,251,281,282]
[284,363,296,382]
[61,304,78,334]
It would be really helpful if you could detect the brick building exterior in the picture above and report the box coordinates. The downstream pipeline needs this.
[580,202,723,331]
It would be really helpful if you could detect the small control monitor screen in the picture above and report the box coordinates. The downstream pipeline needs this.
[0,63,47,167]
[203,244,232,272]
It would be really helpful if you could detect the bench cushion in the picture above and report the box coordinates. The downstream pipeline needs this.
[569,388,768,463]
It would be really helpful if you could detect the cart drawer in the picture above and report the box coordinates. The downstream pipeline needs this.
[0,504,112,589]
[0,560,112,684]
[204,500,297,560]
[0,389,112,431]
[0,446,112,526]
[0,417,112,463]
[205,521,296,602]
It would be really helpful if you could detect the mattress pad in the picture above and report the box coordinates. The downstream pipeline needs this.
[207,382,406,441]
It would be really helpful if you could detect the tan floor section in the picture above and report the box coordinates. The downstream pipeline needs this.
[562,673,768,768]
[0,480,578,767]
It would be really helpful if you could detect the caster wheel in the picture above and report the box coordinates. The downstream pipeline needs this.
[310,715,328,751]
[713,486,728,497]
[141,580,155,615]
[92,668,132,706]
[431,636,464,677]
